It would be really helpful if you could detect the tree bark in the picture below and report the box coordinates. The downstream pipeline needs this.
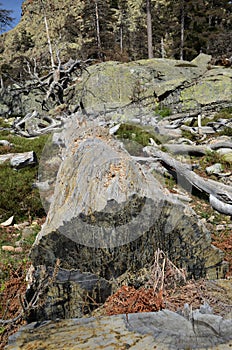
[145,146,232,216]
[95,0,102,59]
[44,14,55,69]
[180,0,185,60]
[146,0,154,59]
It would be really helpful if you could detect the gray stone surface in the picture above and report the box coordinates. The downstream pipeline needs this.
[6,310,232,350]
[0,151,37,169]
[206,163,223,175]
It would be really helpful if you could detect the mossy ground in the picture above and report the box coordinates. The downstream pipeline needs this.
[0,131,49,222]
[0,127,49,348]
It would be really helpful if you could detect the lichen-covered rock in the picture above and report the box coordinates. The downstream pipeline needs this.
[180,68,232,112]
[74,55,213,116]
[222,152,232,164]
[1,54,232,118]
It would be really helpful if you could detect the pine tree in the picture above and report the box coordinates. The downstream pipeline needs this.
[147,0,153,58]
[205,0,232,57]
[0,2,13,33]
[81,0,116,60]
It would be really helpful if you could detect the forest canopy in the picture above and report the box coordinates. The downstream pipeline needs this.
[0,0,231,64]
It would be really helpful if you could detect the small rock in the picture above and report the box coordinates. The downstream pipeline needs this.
[0,140,12,147]
[200,218,207,225]
[14,247,23,253]
[216,225,226,231]
[208,215,215,223]
[22,227,35,239]
[0,215,14,227]
[10,151,37,169]
[217,148,232,156]
[206,163,223,175]
[15,239,23,247]
[2,245,15,252]
[0,151,37,169]
[222,152,232,164]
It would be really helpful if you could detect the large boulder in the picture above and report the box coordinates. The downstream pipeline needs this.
[73,53,232,118]
[26,116,227,322]
[1,54,232,118]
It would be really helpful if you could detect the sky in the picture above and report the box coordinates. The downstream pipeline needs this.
[0,0,24,32]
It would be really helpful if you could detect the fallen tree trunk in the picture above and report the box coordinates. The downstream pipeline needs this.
[162,143,211,156]
[12,111,64,137]
[26,118,227,322]
[209,142,232,151]
[144,146,232,216]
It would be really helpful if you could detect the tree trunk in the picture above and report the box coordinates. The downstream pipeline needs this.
[44,14,55,69]
[95,0,102,59]
[180,0,185,60]
[161,37,165,58]
[145,146,232,216]
[146,0,154,59]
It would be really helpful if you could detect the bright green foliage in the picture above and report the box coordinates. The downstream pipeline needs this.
[155,105,171,118]
[0,165,44,222]
[116,123,162,152]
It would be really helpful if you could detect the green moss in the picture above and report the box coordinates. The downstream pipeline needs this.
[199,151,230,172]
[0,327,5,335]
[155,105,172,118]
[222,152,232,165]
[184,107,232,132]
[218,127,232,137]
[0,165,45,221]
[0,132,49,222]
[215,107,232,119]
[0,132,49,158]
[115,123,164,156]
[181,130,199,142]
[0,118,11,128]
[116,123,161,147]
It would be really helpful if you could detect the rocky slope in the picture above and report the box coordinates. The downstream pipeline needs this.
[0,0,84,63]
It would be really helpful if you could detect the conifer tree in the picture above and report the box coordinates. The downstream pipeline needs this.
[81,0,116,60]
[0,2,14,33]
